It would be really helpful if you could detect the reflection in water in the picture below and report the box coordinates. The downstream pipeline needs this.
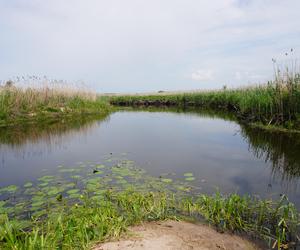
[0,108,299,206]
[0,114,109,165]
[135,107,300,183]
[122,106,237,122]
[0,114,109,147]
[240,126,300,182]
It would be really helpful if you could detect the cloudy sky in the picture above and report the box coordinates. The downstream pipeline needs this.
[0,0,300,93]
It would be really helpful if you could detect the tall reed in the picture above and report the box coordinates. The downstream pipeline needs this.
[0,78,110,125]
[110,59,300,130]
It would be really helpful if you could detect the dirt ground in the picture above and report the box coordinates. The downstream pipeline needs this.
[94,220,260,250]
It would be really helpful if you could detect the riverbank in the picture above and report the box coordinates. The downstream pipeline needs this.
[0,85,112,127]
[0,81,299,249]
[109,84,300,133]
[95,220,260,250]
[0,157,299,250]
[109,71,300,132]
[0,189,298,249]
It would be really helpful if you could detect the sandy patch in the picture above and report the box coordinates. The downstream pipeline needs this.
[94,220,260,250]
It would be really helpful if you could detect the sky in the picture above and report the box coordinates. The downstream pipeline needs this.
[0,0,300,93]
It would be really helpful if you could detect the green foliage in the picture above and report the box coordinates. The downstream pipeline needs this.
[0,87,112,127]
[0,190,299,249]
[181,193,300,250]
[109,71,300,130]
[0,153,298,250]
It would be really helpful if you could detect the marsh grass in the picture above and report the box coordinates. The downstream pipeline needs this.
[0,189,299,249]
[110,59,300,130]
[0,155,299,250]
[181,193,299,249]
[0,78,111,127]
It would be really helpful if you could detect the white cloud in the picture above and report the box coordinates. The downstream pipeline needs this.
[235,72,242,80]
[191,69,214,81]
[234,71,267,83]
[0,0,300,92]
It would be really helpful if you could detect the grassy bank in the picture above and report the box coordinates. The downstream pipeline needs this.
[0,85,111,127]
[0,190,298,249]
[109,69,300,131]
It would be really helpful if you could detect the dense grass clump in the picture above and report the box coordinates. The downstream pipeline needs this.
[0,84,111,127]
[182,193,299,249]
[110,68,300,130]
[0,190,299,249]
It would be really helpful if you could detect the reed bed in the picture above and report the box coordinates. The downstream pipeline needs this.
[110,62,300,130]
[0,78,110,126]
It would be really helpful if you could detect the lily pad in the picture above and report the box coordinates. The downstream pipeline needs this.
[67,189,80,195]
[62,183,76,189]
[183,173,194,177]
[24,182,33,188]
[185,177,195,181]
[38,182,49,187]
[38,175,54,182]
[161,178,173,183]
[71,175,81,179]
[31,200,45,208]
[47,187,63,196]
[0,185,18,193]
[96,164,106,169]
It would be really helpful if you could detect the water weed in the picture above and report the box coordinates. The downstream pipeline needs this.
[0,159,299,249]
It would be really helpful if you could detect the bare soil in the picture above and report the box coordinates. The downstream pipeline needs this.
[94,220,260,250]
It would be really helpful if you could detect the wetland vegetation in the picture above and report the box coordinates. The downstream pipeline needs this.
[0,79,111,127]
[110,62,300,132]
[1,67,300,249]
[0,109,299,249]
[0,158,299,249]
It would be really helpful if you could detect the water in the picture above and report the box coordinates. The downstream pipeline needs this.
[1,109,300,207]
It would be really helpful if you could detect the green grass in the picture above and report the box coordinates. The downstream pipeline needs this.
[109,71,300,131]
[0,86,112,127]
[182,193,299,249]
[0,190,299,249]
[0,156,299,249]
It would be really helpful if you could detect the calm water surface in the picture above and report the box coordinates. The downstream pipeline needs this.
[1,109,300,206]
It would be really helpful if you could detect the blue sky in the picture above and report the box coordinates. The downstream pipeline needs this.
[0,0,300,93]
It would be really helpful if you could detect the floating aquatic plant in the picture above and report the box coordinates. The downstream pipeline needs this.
[0,158,298,249]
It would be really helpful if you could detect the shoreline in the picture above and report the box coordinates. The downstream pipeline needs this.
[95,220,262,250]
